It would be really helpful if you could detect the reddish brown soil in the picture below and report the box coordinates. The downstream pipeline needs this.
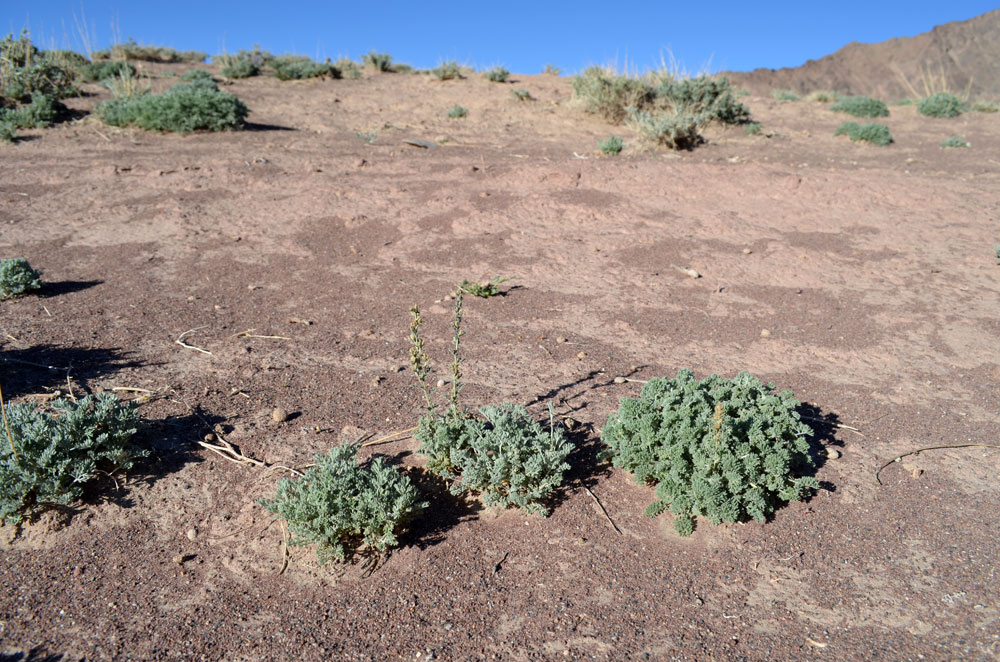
[1,64,999,661]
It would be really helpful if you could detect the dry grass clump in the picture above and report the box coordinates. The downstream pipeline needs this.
[93,38,206,63]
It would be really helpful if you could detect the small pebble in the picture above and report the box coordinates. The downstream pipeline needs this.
[826,448,841,459]
[186,528,198,541]
[563,418,578,430]
[577,351,587,359]
[436,379,446,388]
[203,433,215,442]
[555,337,567,343]
[613,376,627,384]
[272,408,289,423]
[172,554,185,565]
[743,248,752,254]
[760,329,771,337]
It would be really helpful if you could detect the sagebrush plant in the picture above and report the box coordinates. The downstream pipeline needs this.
[0,121,16,142]
[598,135,623,155]
[627,109,701,150]
[571,66,650,123]
[806,90,838,103]
[484,66,509,83]
[0,393,143,524]
[431,61,462,80]
[511,88,532,101]
[77,60,135,83]
[834,121,893,146]
[971,100,998,113]
[459,276,513,297]
[602,369,819,536]
[334,57,362,79]
[408,294,571,515]
[830,95,889,118]
[1,31,76,126]
[93,38,205,63]
[940,136,968,148]
[743,122,761,136]
[447,104,467,119]
[0,257,42,298]
[259,443,425,563]
[180,69,214,82]
[216,48,269,79]
[770,89,799,101]
[97,78,248,133]
[271,55,339,81]
[0,92,59,131]
[362,51,394,72]
[917,92,965,118]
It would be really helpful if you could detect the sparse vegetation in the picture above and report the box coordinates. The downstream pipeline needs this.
[409,295,571,516]
[627,109,701,150]
[940,136,968,148]
[830,95,889,118]
[0,393,143,525]
[571,66,650,123]
[334,57,362,79]
[917,92,965,118]
[834,121,893,146]
[93,38,206,63]
[97,78,248,133]
[77,60,135,83]
[259,443,425,563]
[0,92,60,132]
[447,105,467,119]
[180,69,214,83]
[970,100,998,113]
[459,276,513,297]
[806,90,838,103]
[542,64,561,75]
[602,369,819,536]
[431,61,462,80]
[216,47,270,79]
[511,88,532,101]
[1,31,78,106]
[362,51,394,72]
[598,135,623,155]
[0,257,42,298]
[743,122,761,135]
[271,56,338,81]
[770,89,800,101]
[355,130,377,144]
[484,66,509,83]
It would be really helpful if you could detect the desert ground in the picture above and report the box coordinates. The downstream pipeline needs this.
[1,63,999,661]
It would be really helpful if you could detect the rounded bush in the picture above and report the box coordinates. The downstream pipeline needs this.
[917,93,965,118]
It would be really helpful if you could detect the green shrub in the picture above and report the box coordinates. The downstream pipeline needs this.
[917,92,965,118]
[447,104,467,119]
[362,51,394,72]
[219,58,259,79]
[1,32,78,104]
[971,100,998,113]
[627,109,702,150]
[743,122,761,135]
[77,60,136,83]
[602,369,819,536]
[0,92,59,129]
[0,257,42,298]
[431,61,462,80]
[97,79,248,133]
[571,66,650,123]
[94,38,205,63]
[459,276,513,297]
[334,57,362,79]
[484,66,509,83]
[653,76,749,125]
[408,295,571,515]
[0,121,16,143]
[806,90,838,103]
[0,393,143,524]
[259,443,425,563]
[271,56,338,80]
[180,69,214,82]
[834,121,893,146]
[830,95,889,118]
[216,47,269,79]
[770,89,799,101]
[542,64,561,75]
[40,49,88,68]
[940,136,968,148]
[598,135,623,155]
[511,88,532,101]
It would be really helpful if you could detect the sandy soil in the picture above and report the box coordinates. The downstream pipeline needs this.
[1,64,998,661]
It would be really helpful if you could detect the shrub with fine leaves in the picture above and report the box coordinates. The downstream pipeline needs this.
[602,369,819,536]
[917,92,965,118]
[829,95,889,118]
[0,393,143,524]
[259,443,425,562]
[834,121,892,146]
[97,78,248,133]
[484,66,509,83]
[0,257,42,298]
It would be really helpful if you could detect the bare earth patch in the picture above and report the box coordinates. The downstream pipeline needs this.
[1,64,998,660]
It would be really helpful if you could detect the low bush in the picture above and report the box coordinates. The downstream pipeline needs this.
[180,69,214,82]
[806,90,838,103]
[602,369,819,536]
[447,104,467,119]
[94,38,206,63]
[97,79,248,133]
[0,121,16,142]
[834,121,892,146]
[511,88,532,101]
[598,135,623,155]
[571,66,650,123]
[770,89,799,101]
[271,56,338,80]
[0,92,60,130]
[77,60,135,83]
[0,393,143,524]
[217,56,259,79]
[542,64,561,75]
[1,32,78,104]
[743,122,761,135]
[917,92,965,118]
[0,257,42,298]
[409,295,572,515]
[334,57,362,79]
[830,95,889,118]
[626,109,701,150]
[940,136,968,148]
[971,100,998,113]
[362,51,394,72]
[259,443,425,563]
[459,276,513,297]
[431,61,462,80]
[484,66,509,83]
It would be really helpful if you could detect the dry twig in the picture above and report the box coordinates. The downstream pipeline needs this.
[800,415,863,437]
[875,443,1000,485]
[583,487,621,535]
[176,326,212,355]
[360,427,417,448]
[232,329,291,340]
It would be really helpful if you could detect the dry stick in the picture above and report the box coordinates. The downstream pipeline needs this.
[360,427,417,448]
[232,329,291,340]
[111,387,155,394]
[176,326,212,355]
[669,264,701,279]
[0,382,19,465]
[278,521,290,575]
[800,415,864,437]
[875,443,1000,486]
[583,487,621,535]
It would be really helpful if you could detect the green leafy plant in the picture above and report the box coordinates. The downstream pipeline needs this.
[271,55,338,80]
[806,90,838,103]
[216,48,269,79]
[484,66,509,83]
[743,122,761,135]
[362,51,394,72]
[994,245,1000,264]
[940,136,968,148]
[93,38,205,63]
[834,121,893,146]
[917,92,965,118]
[602,369,819,536]
[653,76,749,125]
[355,130,377,144]
[180,69,214,82]
[408,294,571,515]
[459,276,513,297]
[259,443,425,563]
[0,257,42,298]
[830,95,889,118]
[0,393,143,524]
[0,121,16,142]
[0,92,60,130]
[77,60,135,83]
[431,61,462,80]
[447,104,467,119]
[1,31,78,105]
[571,66,651,123]
[770,89,799,101]
[627,109,701,150]
[511,88,532,101]
[971,100,998,113]
[598,135,623,155]
[97,78,248,133]
[333,57,361,79]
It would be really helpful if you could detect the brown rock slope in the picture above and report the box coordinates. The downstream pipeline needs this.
[727,9,1000,99]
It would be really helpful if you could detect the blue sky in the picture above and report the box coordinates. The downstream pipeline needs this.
[5,2,998,74]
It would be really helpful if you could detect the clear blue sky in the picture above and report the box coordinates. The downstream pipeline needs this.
[5,2,998,74]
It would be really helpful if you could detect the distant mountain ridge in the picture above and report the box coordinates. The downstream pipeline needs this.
[724,9,1000,99]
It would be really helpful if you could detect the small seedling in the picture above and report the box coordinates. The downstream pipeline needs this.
[511,88,532,101]
[743,122,761,135]
[830,95,889,118]
[0,257,42,298]
[994,245,1000,264]
[355,130,377,144]
[484,66,509,83]
[598,135,623,155]
[459,276,513,298]
[447,105,467,119]
[940,136,968,148]
[834,121,892,146]
[917,92,965,118]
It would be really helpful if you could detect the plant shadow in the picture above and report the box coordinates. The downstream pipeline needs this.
[39,280,102,297]
[796,402,841,493]
[243,121,295,132]
[0,648,63,662]
[0,344,146,400]
[399,466,481,552]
